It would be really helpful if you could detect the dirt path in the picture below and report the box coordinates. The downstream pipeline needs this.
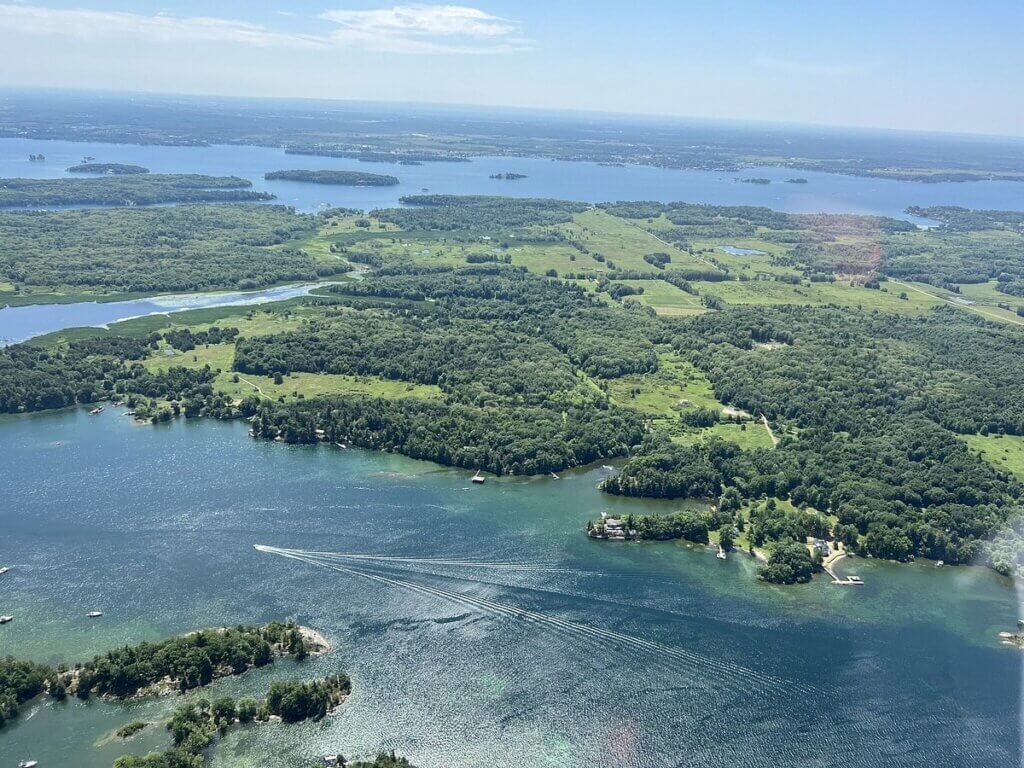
[761,414,780,447]
[888,278,1024,327]
[236,375,265,395]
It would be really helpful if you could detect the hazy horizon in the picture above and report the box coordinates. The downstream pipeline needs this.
[0,1,1021,138]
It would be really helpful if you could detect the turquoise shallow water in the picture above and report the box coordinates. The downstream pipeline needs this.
[0,408,1020,767]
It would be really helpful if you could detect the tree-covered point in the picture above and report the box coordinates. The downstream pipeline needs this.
[66,163,150,175]
[759,541,818,584]
[0,333,236,417]
[605,305,1024,568]
[374,195,589,230]
[72,621,315,700]
[588,509,711,544]
[0,204,326,292]
[0,174,273,207]
[265,169,399,186]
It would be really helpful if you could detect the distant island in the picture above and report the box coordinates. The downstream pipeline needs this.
[67,162,150,175]
[489,172,528,180]
[265,169,400,186]
[739,177,771,184]
[784,178,809,184]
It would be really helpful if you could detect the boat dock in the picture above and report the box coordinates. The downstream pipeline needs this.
[822,552,864,585]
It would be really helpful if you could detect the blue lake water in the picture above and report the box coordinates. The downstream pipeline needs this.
[0,409,1021,767]
[3,137,1024,219]
[0,283,330,346]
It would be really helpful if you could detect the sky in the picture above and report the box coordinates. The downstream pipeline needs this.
[0,0,1022,136]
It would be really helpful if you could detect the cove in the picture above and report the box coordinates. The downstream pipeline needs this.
[0,282,330,346]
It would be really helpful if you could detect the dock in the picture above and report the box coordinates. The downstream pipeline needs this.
[822,553,864,585]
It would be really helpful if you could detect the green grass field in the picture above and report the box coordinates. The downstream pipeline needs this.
[962,433,1024,480]
[142,341,442,403]
[694,277,943,314]
[615,280,705,315]
[673,421,775,451]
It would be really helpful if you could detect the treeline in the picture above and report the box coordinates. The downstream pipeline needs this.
[250,395,643,476]
[374,196,588,230]
[0,175,273,207]
[265,169,399,186]
[0,204,324,292]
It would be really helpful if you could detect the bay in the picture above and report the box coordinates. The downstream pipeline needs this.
[0,409,1019,767]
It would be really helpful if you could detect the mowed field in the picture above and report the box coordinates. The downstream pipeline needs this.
[962,433,1024,480]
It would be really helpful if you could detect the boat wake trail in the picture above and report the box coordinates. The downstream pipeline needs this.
[266,548,591,574]
[254,544,819,698]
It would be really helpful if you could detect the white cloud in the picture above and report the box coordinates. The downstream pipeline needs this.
[0,3,526,54]
[321,5,527,54]
[0,3,328,48]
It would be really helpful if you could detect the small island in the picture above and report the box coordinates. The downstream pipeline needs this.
[739,177,771,184]
[265,169,400,186]
[67,162,150,175]
[489,172,528,180]
[784,177,809,184]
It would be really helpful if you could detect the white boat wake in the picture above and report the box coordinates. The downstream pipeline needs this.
[254,544,819,698]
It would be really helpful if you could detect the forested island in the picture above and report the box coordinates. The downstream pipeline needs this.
[0,621,430,768]
[67,163,150,175]
[3,194,1024,584]
[0,175,272,207]
[489,172,527,180]
[265,169,399,186]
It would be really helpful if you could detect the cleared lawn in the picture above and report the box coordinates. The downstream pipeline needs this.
[563,210,711,272]
[962,433,1024,480]
[142,342,442,403]
[616,280,705,316]
[608,352,722,418]
[694,278,943,314]
[673,421,775,451]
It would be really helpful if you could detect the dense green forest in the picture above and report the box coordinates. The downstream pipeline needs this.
[375,195,589,230]
[0,204,324,292]
[265,169,399,186]
[67,163,150,174]
[0,174,272,207]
